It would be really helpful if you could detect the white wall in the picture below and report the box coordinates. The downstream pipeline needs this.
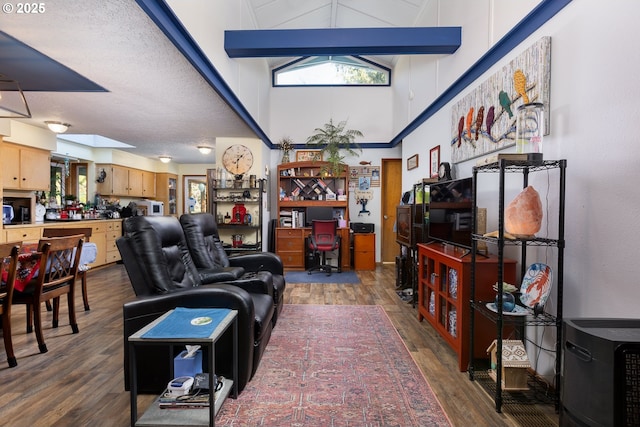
[392,0,640,378]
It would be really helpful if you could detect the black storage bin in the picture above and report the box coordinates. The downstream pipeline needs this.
[561,318,640,427]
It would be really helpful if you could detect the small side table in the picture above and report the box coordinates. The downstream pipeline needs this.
[128,308,238,427]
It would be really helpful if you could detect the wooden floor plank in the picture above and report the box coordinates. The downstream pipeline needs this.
[0,262,557,426]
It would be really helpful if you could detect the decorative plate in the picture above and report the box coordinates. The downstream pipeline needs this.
[190,316,212,326]
[486,302,529,316]
[448,268,458,299]
[519,263,553,309]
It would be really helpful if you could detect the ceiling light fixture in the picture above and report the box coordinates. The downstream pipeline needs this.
[45,121,71,133]
[159,156,172,163]
[197,146,212,155]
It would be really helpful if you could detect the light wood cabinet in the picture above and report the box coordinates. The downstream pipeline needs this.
[141,171,156,198]
[156,173,177,216]
[96,164,155,198]
[2,143,50,191]
[5,226,42,243]
[105,220,122,263]
[4,220,123,267]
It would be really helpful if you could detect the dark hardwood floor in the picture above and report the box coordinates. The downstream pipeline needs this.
[0,262,558,426]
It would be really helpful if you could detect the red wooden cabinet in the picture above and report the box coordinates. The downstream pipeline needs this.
[417,242,516,371]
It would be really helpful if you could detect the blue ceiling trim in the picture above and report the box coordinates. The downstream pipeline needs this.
[389,0,573,147]
[135,0,274,147]
[225,27,461,58]
[0,31,106,92]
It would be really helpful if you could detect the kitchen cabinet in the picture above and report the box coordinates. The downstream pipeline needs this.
[96,164,155,198]
[5,225,42,243]
[4,220,123,267]
[156,173,178,216]
[2,143,50,191]
[141,171,156,198]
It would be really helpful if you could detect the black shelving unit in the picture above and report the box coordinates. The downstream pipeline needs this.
[468,159,566,413]
[210,179,264,256]
[395,179,436,306]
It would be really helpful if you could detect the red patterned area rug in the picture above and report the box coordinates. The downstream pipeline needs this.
[216,304,452,426]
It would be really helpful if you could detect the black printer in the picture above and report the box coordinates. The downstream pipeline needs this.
[350,222,374,233]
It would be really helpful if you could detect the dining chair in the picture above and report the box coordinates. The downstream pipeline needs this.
[0,242,21,367]
[12,235,84,354]
[307,219,341,276]
[42,228,93,310]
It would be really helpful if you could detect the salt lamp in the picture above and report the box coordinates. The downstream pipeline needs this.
[505,186,543,237]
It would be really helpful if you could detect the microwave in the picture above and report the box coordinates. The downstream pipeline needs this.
[136,200,164,216]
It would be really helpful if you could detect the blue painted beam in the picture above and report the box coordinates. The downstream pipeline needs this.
[225,27,461,58]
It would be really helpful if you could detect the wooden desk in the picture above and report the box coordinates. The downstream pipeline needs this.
[275,227,351,270]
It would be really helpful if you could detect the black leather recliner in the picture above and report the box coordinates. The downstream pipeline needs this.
[180,213,286,325]
[117,215,274,394]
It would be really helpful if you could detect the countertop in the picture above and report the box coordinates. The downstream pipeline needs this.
[3,218,122,228]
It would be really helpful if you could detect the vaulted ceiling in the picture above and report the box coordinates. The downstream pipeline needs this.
[0,0,436,164]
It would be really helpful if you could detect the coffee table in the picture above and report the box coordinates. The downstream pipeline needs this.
[128,308,238,427]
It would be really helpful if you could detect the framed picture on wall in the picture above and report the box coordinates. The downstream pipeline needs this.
[295,150,323,162]
[429,146,440,178]
[407,154,419,170]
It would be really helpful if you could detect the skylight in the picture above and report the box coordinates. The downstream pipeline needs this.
[273,56,390,87]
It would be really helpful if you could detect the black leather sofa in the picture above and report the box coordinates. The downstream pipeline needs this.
[180,213,286,324]
[118,215,274,394]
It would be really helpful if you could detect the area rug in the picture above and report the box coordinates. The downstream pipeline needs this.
[216,304,451,426]
[284,271,361,284]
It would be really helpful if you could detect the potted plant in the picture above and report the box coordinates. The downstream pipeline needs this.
[64,194,76,205]
[305,119,363,175]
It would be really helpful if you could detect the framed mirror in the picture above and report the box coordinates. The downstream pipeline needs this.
[183,175,207,214]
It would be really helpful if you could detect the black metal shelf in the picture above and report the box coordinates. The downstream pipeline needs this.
[472,301,558,327]
[473,234,564,248]
[469,158,566,414]
[209,178,264,255]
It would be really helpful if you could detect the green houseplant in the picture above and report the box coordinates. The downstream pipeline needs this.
[305,119,363,175]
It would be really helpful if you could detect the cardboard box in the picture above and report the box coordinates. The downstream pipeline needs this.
[173,349,202,378]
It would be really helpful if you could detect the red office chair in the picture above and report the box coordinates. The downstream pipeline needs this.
[307,220,341,276]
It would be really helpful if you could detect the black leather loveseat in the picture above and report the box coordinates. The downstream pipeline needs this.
[180,213,286,325]
[118,215,274,394]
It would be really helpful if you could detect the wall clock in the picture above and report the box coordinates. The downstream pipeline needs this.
[438,162,452,181]
[222,144,254,177]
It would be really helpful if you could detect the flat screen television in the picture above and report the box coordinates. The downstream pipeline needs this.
[428,177,474,249]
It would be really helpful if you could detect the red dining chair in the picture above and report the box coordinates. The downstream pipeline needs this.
[307,219,341,276]
[0,242,21,367]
